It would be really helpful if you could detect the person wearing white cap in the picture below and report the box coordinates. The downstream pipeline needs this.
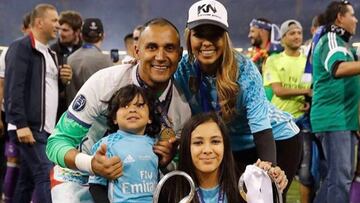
[175,0,301,199]
[265,19,314,203]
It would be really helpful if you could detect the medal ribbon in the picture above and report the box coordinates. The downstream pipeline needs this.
[136,68,173,128]
[196,187,225,203]
[195,61,221,113]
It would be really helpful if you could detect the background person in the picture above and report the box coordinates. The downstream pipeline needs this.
[310,1,360,202]
[4,4,72,203]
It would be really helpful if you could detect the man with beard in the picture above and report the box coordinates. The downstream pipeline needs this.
[50,11,82,120]
[248,18,282,100]
[265,20,313,202]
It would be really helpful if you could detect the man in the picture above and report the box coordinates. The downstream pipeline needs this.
[46,18,191,202]
[132,25,143,50]
[248,18,282,100]
[50,10,82,120]
[65,18,113,106]
[0,12,32,203]
[311,1,360,203]
[50,10,82,64]
[266,20,311,119]
[265,19,313,203]
[121,33,135,64]
[4,4,72,203]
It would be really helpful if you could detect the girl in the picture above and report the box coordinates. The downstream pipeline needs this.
[175,0,301,198]
[162,112,288,203]
[89,84,160,203]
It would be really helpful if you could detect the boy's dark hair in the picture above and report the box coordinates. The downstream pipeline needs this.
[106,84,160,137]
[318,0,352,26]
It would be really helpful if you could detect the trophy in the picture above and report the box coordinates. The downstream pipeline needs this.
[153,170,196,203]
[238,165,283,203]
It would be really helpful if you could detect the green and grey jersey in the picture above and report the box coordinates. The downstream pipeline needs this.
[311,32,360,132]
[46,64,191,168]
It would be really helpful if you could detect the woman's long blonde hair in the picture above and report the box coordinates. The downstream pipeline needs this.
[185,28,239,122]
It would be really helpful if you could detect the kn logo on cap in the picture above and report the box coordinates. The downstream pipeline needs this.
[198,3,217,14]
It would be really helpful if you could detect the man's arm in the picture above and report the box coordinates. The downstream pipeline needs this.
[5,42,36,144]
[271,83,311,97]
[46,113,123,180]
[333,61,360,78]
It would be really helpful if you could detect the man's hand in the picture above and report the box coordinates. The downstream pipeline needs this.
[59,64,72,85]
[16,127,35,144]
[153,137,177,167]
[91,144,123,180]
[299,102,310,112]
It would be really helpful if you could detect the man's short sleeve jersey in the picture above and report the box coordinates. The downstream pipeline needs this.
[311,32,360,132]
[265,52,310,118]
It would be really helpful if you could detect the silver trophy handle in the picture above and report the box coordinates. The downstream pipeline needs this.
[153,170,196,203]
[238,167,283,203]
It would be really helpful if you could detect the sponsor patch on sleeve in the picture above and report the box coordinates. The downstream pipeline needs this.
[72,94,87,112]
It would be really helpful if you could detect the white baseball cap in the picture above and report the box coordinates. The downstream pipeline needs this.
[187,0,229,31]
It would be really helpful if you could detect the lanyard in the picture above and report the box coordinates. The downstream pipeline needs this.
[136,68,173,128]
[196,187,225,203]
[82,43,102,52]
[194,61,220,113]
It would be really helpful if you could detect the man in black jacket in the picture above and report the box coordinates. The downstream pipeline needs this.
[4,4,72,203]
[50,10,82,120]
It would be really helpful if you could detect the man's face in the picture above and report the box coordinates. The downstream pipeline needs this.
[125,37,134,56]
[133,29,141,50]
[136,24,182,89]
[41,9,59,41]
[282,25,303,51]
[339,5,358,35]
[59,23,78,45]
[248,26,262,48]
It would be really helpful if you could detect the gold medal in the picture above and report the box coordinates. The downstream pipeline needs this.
[159,127,176,141]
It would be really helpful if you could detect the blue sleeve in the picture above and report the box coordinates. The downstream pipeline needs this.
[240,58,271,133]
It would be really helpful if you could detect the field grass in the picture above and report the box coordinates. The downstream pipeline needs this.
[286,179,301,203]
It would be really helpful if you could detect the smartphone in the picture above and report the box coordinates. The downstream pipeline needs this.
[110,49,119,63]
[59,54,68,67]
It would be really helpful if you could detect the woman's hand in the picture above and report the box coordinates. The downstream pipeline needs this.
[254,159,288,192]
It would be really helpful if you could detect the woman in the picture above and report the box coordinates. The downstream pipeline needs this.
[162,112,287,203]
[174,0,301,196]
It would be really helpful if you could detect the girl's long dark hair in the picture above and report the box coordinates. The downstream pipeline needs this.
[105,84,160,137]
[168,112,241,203]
